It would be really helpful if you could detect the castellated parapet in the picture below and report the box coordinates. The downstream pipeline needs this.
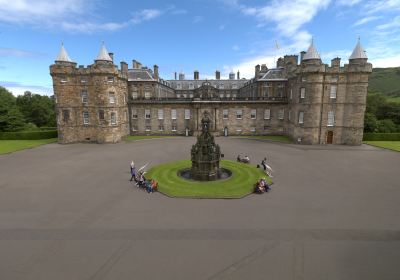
[51,40,372,145]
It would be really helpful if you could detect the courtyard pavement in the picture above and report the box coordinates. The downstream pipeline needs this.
[0,137,399,280]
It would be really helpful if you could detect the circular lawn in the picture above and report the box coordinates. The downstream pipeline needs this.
[146,160,271,198]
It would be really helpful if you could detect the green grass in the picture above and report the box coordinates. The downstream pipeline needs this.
[0,138,57,155]
[234,135,292,143]
[123,135,173,142]
[386,96,400,103]
[363,141,400,152]
[146,160,271,198]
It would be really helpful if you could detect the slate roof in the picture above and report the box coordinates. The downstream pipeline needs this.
[303,41,321,60]
[128,69,154,81]
[259,68,287,81]
[96,43,112,61]
[349,39,368,60]
[55,43,73,62]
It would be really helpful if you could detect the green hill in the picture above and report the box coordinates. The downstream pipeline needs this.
[369,67,400,102]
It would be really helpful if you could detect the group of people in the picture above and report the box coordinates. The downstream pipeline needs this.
[130,161,158,193]
[254,178,271,194]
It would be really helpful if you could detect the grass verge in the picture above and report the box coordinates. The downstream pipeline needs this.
[363,141,400,152]
[234,135,292,143]
[0,138,57,155]
[146,160,271,198]
[123,135,173,142]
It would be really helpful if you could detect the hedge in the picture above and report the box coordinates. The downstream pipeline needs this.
[0,130,58,140]
[363,133,400,141]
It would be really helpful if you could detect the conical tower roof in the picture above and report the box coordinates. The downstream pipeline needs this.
[303,39,321,60]
[55,43,73,62]
[95,42,112,61]
[349,38,368,60]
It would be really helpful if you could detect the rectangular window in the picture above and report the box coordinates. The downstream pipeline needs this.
[131,91,138,99]
[109,92,115,104]
[278,109,284,120]
[145,109,151,119]
[189,83,194,89]
[107,76,114,83]
[331,76,338,83]
[81,91,88,104]
[144,91,151,99]
[300,88,305,99]
[219,93,224,98]
[111,112,117,125]
[250,127,256,133]
[81,77,87,83]
[327,111,335,126]
[232,83,237,89]
[158,109,164,120]
[264,109,271,120]
[158,125,164,131]
[177,83,182,90]
[330,85,337,99]
[145,126,151,131]
[83,112,89,124]
[236,109,242,119]
[62,110,70,122]
[171,109,177,120]
[99,110,105,121]
[236,128,242,133]
[132,125,138,131]
[172,125,177,131]
[298,111,304,124]
[302,77,307,82]
[219,83,224,89]
[132,109,138,119]
[223,109,228,119]
[226,93,231,98]
[250,109,257,119]
[60,76,67,83]
[189,94,193,98]
[185,109,191,120]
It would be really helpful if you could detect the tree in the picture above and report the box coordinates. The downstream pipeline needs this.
[364,113,378,132]
[376,119,398,133]
[0,87,25,131]
[16,91,56,127]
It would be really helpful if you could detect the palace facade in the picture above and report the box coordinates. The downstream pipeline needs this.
[50,40,372,145]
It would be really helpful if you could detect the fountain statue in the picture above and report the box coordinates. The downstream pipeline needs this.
[190,111,221,181]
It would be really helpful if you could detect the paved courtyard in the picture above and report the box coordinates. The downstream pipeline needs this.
[0,137,399,280]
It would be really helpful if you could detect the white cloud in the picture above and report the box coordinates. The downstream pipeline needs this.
[353,16,381,26]
[369,55,400,67]
[0,48,44,58]
[364,0,400,14]
[376,16,400,30]
[61,22,128,33]
[0,81,53,96]
[131,9,162,25]
[337,0,362,6]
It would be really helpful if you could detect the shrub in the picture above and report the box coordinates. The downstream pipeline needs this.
[363,133,400,141]
[0,130,57,140]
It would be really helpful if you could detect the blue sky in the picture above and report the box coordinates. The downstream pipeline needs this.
[0,0,399,96]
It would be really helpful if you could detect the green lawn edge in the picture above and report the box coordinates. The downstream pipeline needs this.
[233,135,293,143]
[0,138,58,155]
[146,159,272,199]
[363,141,400,152]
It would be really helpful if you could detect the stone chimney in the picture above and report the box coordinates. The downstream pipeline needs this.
[300,51,306,63]
[237,70,240,80]
[255,65,260,79]
[194,70,199,80]
[174,72,177,80]
[120,61,128,74]
[154,65,159,80]
[331,57,341,67]
[108,53,114,62]
[216,70,221,80]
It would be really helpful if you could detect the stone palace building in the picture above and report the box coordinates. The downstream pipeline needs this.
[50,40,372,145]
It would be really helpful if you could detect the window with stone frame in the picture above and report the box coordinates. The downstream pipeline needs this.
[107,76,114,83]
[60,76,67,83]
[298,111,304,124]
[158,109,164,120]
[145,126,151,131]
[250,127,256,133]
[278,109,284,120]
[145,109,151,119]
[219,83,224,89]
[158,125,164,131]
[288,110,292,121]
[330,85,337,99]
[250,109,257,119]
[236,109,242,119]
[98,110,105,121]
[144,91,151,99]
[172,125,177,131]
[189,83,194,89]
[232,83,238,89]
[226,93,231,98]
[185,109,191,120]
[177,83,182,90]
[236,128,242,133]
[331,76,339,83]
[300,87,306,99]
[264,109,271,120]
[132,125,138,131]
[109,92,116,104]
[171,109,177,120]
[81,90,88,104]
[327,111,335,126]
[62,110,70,122]
[131,91,138,99]
[277,84,285,98]
[80,77,87,83]
[110,112,117,125]
[83,111,89,124]
[223,109,229,119]
[132,109,138,119]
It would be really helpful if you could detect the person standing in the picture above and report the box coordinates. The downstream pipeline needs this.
[130,161,136,181]
[261,157,267,171]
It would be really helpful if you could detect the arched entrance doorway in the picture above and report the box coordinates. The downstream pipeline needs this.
[327,131,333,144]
